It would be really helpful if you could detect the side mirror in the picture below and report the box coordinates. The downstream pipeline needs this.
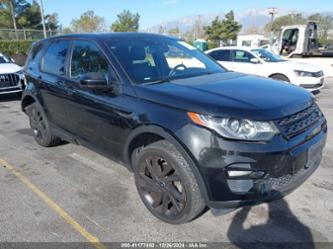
[250,58,260,64]
[79,72,111,90]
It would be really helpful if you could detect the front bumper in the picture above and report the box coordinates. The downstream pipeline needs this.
[0,74,25,95]
[176,115,327,209]
[0,86,23,95]
[294,77,325,92]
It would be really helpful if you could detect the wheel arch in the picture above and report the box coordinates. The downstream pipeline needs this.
[124,125,210,202]
[21,94,38,113]
[268,73,290,82]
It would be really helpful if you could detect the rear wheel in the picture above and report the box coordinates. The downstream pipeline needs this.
[26,103,62,147]
[132,140,206,224]
[270,74,290,82]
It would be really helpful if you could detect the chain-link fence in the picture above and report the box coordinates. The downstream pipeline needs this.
[0,28,57,40]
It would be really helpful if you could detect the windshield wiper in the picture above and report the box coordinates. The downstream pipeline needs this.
[145,76,173,85]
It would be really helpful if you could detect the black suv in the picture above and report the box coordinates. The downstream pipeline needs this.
[22,33,327,224]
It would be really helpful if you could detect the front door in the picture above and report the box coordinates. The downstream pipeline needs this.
[229,49,262,76]
[64,40,136,159]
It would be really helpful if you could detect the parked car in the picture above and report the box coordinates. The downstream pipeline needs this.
[0,53,26,95]
[22,33,327,224]
[206,47,325,92]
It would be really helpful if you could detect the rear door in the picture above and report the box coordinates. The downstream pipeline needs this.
[207,50,233,69]
[39,39,72,130]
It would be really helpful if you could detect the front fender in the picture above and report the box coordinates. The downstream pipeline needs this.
[123,124,210,203]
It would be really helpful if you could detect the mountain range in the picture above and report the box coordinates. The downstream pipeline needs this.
[143,8,333,34]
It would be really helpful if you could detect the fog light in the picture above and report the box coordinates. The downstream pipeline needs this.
[227,170,265,179]
[228,171,252,177]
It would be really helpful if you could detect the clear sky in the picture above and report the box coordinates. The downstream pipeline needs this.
[42,0,333,29]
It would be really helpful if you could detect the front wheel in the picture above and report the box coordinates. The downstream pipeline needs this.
[132,140,206,224]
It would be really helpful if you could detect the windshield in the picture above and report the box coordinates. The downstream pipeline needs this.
[105,37,225,84]
[251,48,285,62]
[0,55,10,64]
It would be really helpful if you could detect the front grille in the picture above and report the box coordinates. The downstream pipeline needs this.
[0,73,20,88]
[276,103,322,139]
[313,71,324,78]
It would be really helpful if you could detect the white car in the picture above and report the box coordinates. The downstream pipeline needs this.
[0,53,25,95]
[206,47,325,92]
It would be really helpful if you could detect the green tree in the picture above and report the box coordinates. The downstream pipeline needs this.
[0,0,29,29]
[45,12,59,31]
[69,10,106,33]
[0,0,58,31]
[168,26,180,37]
[16,0,42,29]
[111,10,140,32]
[205,11,241,44]
[265,13,306,33]
[308,13,333,45]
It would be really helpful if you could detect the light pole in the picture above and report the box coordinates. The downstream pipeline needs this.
[267,7,278,47]
[9,0,18,40]
[39,0,47,38]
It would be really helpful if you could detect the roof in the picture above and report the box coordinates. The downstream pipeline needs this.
[40,32,179,42]
[206,46,261,53]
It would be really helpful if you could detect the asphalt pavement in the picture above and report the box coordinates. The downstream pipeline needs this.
[0,79,332,247]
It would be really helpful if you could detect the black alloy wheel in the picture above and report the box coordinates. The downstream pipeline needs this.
[136,155,186,219]
[133,140,205,224]
[27,103,61,147]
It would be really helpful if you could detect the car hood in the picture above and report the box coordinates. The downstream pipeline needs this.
[278,60,322,72]
[0,63,22,74]
[135,72,313,121]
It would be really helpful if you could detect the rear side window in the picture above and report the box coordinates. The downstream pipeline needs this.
[26,42,45,71]
[41,40,70,76]
[209,50,231,61]
[70,40,109,80]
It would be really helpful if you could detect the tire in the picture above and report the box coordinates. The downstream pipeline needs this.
[26,103,62,147]
[270,74,290,82]
[132,140,206,224]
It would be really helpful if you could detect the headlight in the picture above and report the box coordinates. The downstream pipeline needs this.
[188,112,279,141]
[294,70,314,77]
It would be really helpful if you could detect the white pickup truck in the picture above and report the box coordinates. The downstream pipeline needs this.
[0,53,26,95]
[270,22,333,77]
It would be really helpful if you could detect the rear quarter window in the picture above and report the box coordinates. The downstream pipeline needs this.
[41,40,70,76]
[26,42,46,73]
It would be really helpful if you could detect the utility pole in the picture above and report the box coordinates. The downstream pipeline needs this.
[267,7,278,47]
[9,0,18,40]
[39,0,47,38]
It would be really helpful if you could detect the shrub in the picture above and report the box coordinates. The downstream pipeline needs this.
[0,40,34,56]
[207,40,219,50]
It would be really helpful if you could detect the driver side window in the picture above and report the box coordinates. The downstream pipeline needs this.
[70,40,109,80]
[231,50,255,63]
